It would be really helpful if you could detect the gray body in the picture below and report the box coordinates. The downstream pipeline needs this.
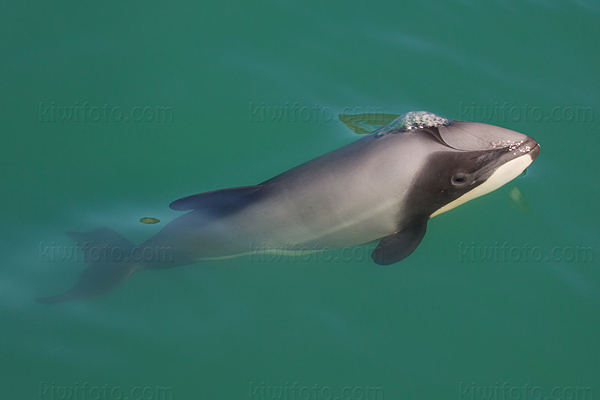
[37,112,540,303]
[147,132,423,258]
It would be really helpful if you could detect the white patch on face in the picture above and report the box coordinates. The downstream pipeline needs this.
[430,152,535,218]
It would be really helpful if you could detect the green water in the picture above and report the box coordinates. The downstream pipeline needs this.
[2,1,599,399]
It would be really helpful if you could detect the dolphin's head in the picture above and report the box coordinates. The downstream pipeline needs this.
[392,112,540,219]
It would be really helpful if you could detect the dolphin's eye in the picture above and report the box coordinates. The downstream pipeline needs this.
[452,173,468,185]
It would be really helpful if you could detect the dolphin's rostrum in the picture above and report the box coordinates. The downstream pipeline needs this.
[37,111,540,303]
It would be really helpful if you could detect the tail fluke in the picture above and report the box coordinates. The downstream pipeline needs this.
[36,228,142,304]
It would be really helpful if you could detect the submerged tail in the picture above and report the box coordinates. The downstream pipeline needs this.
[36,228,143,304]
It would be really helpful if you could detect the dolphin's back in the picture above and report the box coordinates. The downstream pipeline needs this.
[152,133,437,259]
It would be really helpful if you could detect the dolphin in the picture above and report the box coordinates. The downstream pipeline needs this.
[36,111,540,303]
